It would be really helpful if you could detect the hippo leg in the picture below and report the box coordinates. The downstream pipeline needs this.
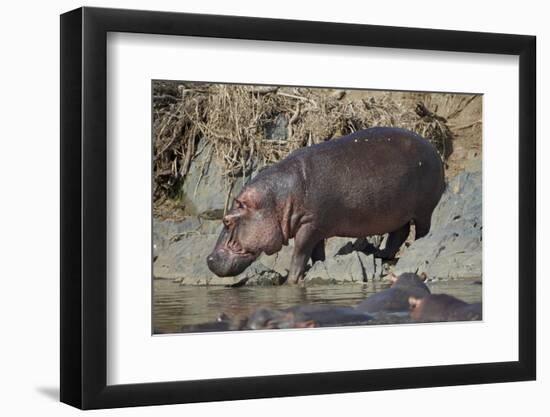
[310,240,326,263]
[287,226,321,284]
[375,223,410,260]
[414,214,432,239]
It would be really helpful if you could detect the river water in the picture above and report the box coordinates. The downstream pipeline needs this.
[153,278,482,334]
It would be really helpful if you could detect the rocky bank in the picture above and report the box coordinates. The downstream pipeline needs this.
[153,155,482,285]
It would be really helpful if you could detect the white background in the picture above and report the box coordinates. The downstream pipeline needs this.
[108,34,518,384]
[0,0,546,416]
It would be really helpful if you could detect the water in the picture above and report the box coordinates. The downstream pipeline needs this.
[153,278,482,334]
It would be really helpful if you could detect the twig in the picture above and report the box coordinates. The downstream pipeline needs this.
[153,94,179,102]
[447,95,478,119]
[450,120,482,130]
[194,144,212,197]
[170,227,202,242]
[248,86,279,94]
[276,92,317,105]
[223,180,235,215]
[287,103,301,141]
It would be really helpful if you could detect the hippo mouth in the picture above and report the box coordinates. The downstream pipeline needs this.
[207,244,259,277]
[220,246,258,260]
[207,223,262,277]
[225,238,258,258]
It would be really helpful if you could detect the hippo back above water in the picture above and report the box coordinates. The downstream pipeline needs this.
[356,272,431,313]
[409,294,482,322]
[207,127,445,283]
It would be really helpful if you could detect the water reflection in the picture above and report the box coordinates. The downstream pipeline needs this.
[153,278,482,334]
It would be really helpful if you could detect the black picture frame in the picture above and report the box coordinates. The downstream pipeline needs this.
[60,6,536,410]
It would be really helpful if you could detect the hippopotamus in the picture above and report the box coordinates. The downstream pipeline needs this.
[246,304,373,329]
[183,320,233,333]
[355,272,430,313]
[207,127,445,284]
[408,294,482,322]
[181,312,247,333]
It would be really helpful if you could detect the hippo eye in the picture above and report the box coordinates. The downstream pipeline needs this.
[234,199,246,209]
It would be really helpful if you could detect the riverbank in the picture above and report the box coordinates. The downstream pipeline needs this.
[153,159,481,285]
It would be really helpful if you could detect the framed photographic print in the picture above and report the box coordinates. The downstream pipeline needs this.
[60,6,536,409]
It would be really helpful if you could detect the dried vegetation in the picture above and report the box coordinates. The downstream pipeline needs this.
[153,81,480,213]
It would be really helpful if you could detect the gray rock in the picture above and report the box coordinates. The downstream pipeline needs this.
[153,231,219,281]
[153,217,284,286]
[264,113,288,141]
[153,217,221,253]
[463,156,482,174]
[180,140,236,219]
[257,243,294,276]
[325,237,354,257]
[304,251,374,283]
[229,263,284,286]
[394,170,482,279]
[153,217,229,283]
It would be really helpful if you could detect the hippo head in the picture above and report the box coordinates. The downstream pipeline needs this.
[390,272,430,294]
[408,296,425,321]
[207,188,284,277]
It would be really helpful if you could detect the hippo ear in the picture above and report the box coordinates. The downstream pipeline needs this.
[297,320,317,329]
[419,272,428,281]
[265,320,278,329]
[409,296,420,309]
[217,312,230,322]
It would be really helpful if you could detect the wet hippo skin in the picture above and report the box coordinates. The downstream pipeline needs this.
[356,272,431,313]
[409,293,482,322]
[246,304,373,329]
[207,127,445,284]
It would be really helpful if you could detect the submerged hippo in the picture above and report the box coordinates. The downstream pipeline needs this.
[181,312,246,333]
[207,127,445,283]
[246,304,373,329]
[356,272,430,313]
[408,294,482,322]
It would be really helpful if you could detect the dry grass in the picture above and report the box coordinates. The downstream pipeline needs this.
[153,81,478,211]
